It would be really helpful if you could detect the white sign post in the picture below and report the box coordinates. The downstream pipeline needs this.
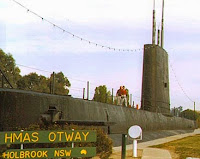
[128,125,142,157]
[20,130,24,150]
[133,139,137,157]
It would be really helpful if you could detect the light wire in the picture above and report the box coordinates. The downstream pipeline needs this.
[10,0,154,52]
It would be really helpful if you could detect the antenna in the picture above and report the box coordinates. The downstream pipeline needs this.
[152,0,156,44]
[161,0,164,48]
[157,29,160,45]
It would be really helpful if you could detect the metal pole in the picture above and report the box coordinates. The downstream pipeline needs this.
[87,81,89,100]
[50,81,52,94]
[121,134,127,159]
[157,29,160,45]
[0,68,13,88]
[21,130,24,149]
[161,0,165,48]
[174,107,176,116]
[52,72,55,94]
[133,140,137,157]
[130,94,132,107]
[72,129,74,159]
[152,0,156,44]
[194,102,196,121]
[112,88,114,104]
[83,88,85,99]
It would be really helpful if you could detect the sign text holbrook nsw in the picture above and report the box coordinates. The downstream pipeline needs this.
[0,130,96,158]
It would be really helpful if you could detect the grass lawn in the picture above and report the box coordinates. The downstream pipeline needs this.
[152,134,200,159]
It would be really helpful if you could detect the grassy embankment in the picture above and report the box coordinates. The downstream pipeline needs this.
[152,134,200,159]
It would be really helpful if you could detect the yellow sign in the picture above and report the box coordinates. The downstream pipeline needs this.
[0,130,96,144]
[1,147,96,158]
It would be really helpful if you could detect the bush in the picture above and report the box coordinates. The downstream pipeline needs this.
[0,123,113,159]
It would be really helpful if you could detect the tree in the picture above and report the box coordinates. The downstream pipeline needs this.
[17,72,71,95]
[0,49,71,95]
[0,49,21,88]
[49,72,71,95]
[180,109,200,120]
[93,85,112,104]
[17,72,50,93]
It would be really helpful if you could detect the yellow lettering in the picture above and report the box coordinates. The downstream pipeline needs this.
[65,150,71,156]
[31,151,36,158]
[54,150,59,157]
[65,132,74,141]
[53,150,71,157]
[20,151,25,158]
[5,133,12,143]
[25,151,30,158]
[60,150,65,157]
[49,132,56,142]
[37,151,42,158]
[74,132,81,141]
[9,152,14,159]
[13,133,22,143]
[82,132,89,141]
[57,132,64,141]
[23,133,31,142]
[15,152,19,158]
[2,152,9,158]
[42,151,48,157]
[31,132,39,142]
[2,150,49,159]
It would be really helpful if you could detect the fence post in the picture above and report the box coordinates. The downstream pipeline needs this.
[87,81,89,100]
[130,94,132,107]
[71,129,74,159]
[174,107,176,116]
[52,72,55,94]
[112,88,114,104]
[83,88,85,99]
[49,81,52,94]
[194,102,196,121]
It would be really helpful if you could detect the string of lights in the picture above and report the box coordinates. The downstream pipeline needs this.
[10,0,155,53]
[169,60,194,103]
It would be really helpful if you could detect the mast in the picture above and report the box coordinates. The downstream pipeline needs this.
[152,0,156,45]
[161,0,164,48]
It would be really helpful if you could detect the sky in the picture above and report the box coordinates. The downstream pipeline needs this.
[0,0,200,110]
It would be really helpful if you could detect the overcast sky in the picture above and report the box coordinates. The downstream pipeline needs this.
[1,0,200,110]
